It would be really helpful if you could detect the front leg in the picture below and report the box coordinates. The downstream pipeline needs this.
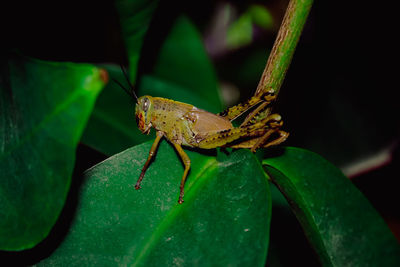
[135,131,163,189]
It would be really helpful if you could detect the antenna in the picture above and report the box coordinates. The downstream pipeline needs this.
[112,64,138,102]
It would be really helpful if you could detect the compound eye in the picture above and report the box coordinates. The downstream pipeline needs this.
[142,98,149,112]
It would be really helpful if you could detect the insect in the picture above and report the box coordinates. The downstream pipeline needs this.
[115,67,288,204]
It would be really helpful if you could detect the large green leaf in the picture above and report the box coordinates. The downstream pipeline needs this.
[115,0,159,82]
[38,142,271,266]
[263,147,400,266]
[0,54,106,250]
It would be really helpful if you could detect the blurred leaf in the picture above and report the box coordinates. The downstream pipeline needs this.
[82,16,222,155]
[226,13,253,49]
[0,53,106,250]
[248,5,274,29]
[115,0,159,82]
[263,147,400,266]
[38,142,271,266]
[226,4,274,50]
[151,16,223,111]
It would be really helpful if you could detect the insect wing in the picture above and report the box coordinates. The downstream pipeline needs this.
[190,108,233,134]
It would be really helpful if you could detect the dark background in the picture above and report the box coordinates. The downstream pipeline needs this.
[2,0,399,265]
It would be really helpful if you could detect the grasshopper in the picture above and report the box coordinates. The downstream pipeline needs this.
[115,68,288,204]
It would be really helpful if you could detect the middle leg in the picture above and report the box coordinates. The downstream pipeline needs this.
[173,143,191,204]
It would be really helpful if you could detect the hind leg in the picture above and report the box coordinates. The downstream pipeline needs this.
[218,90,276,121]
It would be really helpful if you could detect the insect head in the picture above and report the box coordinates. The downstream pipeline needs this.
[135,96,153,134]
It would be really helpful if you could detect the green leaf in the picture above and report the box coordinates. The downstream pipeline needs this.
[263,147,400,266]
[38,142,271,266]
[226,5,274,50]
[115,0,159,82]
[226,13,253,49]
[248,5,274,29]
[0,53,106,250]
[150,16,222,112]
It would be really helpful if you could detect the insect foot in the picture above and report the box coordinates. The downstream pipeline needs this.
[135,171,147,190]
[261,89,276,102]
[135,181,142,190]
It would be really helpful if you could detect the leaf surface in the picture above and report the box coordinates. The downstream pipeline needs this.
[0,54,106,250]
[38,142,271,266]
[263,147,400,266]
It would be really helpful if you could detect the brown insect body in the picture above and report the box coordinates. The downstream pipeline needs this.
[136,96,233,148]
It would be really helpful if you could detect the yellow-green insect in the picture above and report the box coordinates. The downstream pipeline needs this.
[115,69,288,204]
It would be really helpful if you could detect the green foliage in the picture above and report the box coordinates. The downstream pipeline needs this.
[1,0,399,266]
[227,13,253,49]
[0,54,106,250]
[249,5,274,29]
[264,147,400,266]
[38,143,271,266]
[227,4,274,49]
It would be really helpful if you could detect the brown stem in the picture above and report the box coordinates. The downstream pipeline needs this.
[256,0,314,96]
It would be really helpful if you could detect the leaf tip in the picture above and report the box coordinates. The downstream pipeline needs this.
[99,68,109,84]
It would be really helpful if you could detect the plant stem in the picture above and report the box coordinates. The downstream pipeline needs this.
[256,0,313,95]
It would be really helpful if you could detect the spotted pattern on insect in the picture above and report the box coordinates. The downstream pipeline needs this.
[219,89,277,123]
[218,98,253,117]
